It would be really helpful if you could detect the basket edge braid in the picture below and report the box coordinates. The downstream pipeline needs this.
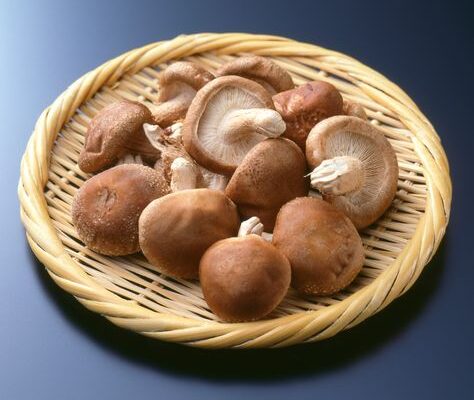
[18,33,452,349]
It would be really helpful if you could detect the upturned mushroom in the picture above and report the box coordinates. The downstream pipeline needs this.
[343,99,367,120]
[72,164,169,256]
[215,55,294,95]
[152,61,214,127]
[78,101,161,173]
[200,218,291,322]
[273,81,343,150]
[182,76,286,175]
[225,138,308,232]
[273,197,365,296]
[306,115,398,229]
[138,189,240,279]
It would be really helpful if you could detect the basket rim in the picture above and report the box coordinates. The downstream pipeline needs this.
[18,32,452,348]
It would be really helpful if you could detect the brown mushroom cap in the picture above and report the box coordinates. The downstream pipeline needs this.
[215,56,294,95]
[72,164,169,256]
[78,101,159,173]
[306,116,398,229]
[343,99,367,120]
[182,76,286,176]
[153,62,214,127]
[200,235,291,322]
[139,189,240,279]
[273,81,343,150]
[225,138,309,232]
[272,197,364,296]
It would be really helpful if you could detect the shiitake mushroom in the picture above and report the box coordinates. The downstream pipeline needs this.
[273,81,343,150]
[78,101,160,173]
[225,138,308,232]
[72,164,169,256]
[182,76,286,176]
[272,197,365,296]
[200,218,291,322]
[138,189,240,279]
[216,55,294,95]
[306,115,398,229]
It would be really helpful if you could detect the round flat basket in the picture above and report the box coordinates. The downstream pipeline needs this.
[19,33,452,348]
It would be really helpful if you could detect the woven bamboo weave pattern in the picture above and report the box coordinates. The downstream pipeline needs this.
[18,33,451,348]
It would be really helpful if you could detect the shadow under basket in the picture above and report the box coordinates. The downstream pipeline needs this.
[19,33,452,349]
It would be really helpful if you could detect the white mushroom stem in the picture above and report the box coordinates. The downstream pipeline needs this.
[170,157,198,192]
[310,156,365,196]
[143,123,166,151]
[166,122,183,140]
[219,108,286,144]
[238,217,264,237]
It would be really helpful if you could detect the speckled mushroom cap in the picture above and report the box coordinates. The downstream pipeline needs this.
[272,197,365,296]
[306,115,399,229]
[200,235,291,322]
[138,189,240,279]
[225,138,308,232]
[215,56,294,95]
[153,61,214,127]
[182,76,285,175]
[78,101,159,173]
[273,81,343,150]
[72,164,169,256]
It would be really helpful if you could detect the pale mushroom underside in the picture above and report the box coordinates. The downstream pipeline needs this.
[324,131,388,207]
[198,87,269,165]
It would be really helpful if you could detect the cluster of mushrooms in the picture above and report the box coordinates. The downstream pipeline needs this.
[72,56,398,322]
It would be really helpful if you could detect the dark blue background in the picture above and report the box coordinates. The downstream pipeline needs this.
[1,1,473,399]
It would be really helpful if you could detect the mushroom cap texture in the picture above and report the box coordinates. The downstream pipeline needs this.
[273,81,343,150]
[272,197,364,296]
[306,115,399,229]
[154,62,214,127]
[72,164,169,256]
[139,189,240,279]
[182,75,275,176]
[225,138,309,232]
[78,101,158,173]
[200,235,291,322]
[215,56,294,95]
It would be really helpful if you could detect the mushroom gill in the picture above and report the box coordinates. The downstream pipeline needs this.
[306,116,398,229]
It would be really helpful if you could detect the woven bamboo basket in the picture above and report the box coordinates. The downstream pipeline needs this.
[19,33,451,349]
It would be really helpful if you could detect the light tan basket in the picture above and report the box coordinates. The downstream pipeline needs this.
[19,33,451,348]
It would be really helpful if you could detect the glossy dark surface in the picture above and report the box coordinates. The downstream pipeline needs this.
[1,1,473,399]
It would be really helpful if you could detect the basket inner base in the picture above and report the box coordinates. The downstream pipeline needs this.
[44,52,427,322]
